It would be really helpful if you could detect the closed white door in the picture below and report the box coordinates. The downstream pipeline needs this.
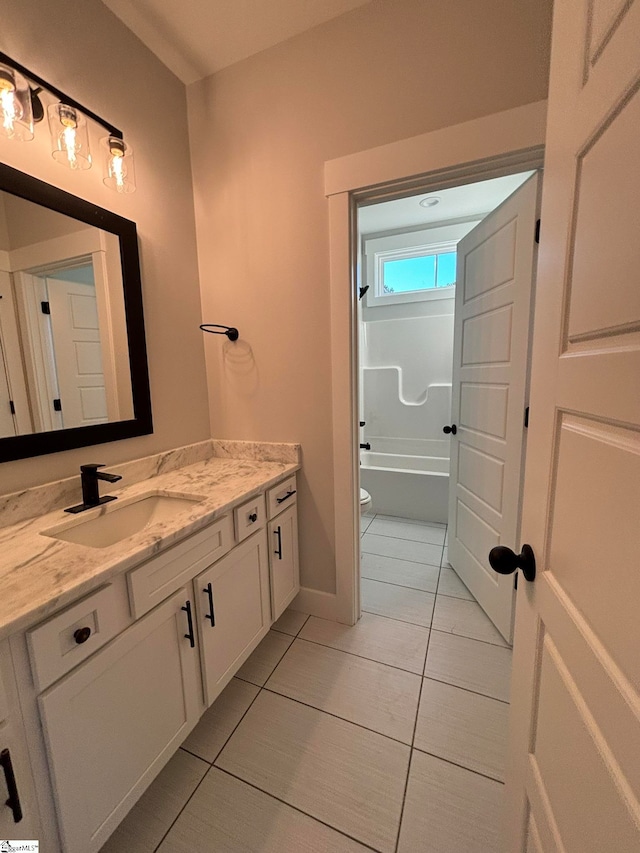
[448,174,539,641]
[47,276,108,428]
[195,529,271,707]
[506,2,640,850]
[0,339,16,438]
[39,588,201,853]
[268,504,300,620]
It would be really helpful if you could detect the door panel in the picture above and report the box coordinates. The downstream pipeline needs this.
[448,173,539,641]
[506,1,640,849]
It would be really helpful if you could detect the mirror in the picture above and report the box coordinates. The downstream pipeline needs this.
[0,162,152,462]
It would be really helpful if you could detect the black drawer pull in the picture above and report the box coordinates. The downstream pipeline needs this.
[181,601,195,648]
[1,748,23,823]
[74,626,92,644]
[204,582,216,627]
[276,489,296,504]
[274,526,282,560]
[248,512,258,523]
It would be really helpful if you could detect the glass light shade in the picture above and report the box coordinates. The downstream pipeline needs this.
[48,103,91,170]
[0,63,34,142]
[102,136,136,193]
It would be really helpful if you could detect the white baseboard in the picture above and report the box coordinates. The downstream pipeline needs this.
[291,587,338,621]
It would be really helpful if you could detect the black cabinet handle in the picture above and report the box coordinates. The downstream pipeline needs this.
[248,512,258,523]
[74,626,92,644]
[203,582,215,627]
[181,601,195,648]
[489,544,536,582]
[443,425,457,435]
[274,526,282,560]
[1,748,23,823]
[276,489,296,504]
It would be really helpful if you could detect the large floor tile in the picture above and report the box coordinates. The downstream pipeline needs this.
[362,578,435,627]
[425,631,512,702]
[437,566,474,600]
[266,638,421,743]
[216,691,410,853]
[432,596,510,646]
[181,677,259,763]
[361,552,439,593]
[362,533,442,567]
[272,608,309,637]
[367,517,446,546]
[414,678,509,781]
[299,613,429,674]
[236,630,294,686]
[360,514,374,535]
[397,750,504,853]
[99,749,207,853]
[159,767,370,852]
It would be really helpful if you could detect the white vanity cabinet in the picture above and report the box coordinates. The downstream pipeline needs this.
[266,476,300,621]
[0,640,41,840]
[194,528,271,706]
[38,587,201,853]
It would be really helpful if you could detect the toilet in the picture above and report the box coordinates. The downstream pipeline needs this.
[360,488,372,515]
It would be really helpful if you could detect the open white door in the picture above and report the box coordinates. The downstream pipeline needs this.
[448,174,539,641]
[47,277,108,428]
[506,2,640,850]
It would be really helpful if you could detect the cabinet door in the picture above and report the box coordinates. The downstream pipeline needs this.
[39,588,201,853]
[0,721,40,840]
[196,529,271,706]
[268,504,300,621]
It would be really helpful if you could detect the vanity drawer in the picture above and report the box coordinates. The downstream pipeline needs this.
[27,584,130,693]
[267,475,297,519]
[128,514,234,618]
[234,494,266,542]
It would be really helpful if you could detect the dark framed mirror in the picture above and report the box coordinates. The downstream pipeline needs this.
[0,162,152,462]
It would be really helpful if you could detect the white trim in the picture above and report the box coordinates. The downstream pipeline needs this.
[325,100,548,197]
[6,228,101,272]
[291,588,338,621]
[325,101,547,626]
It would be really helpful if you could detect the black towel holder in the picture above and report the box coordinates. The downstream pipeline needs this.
[200,324,239,341]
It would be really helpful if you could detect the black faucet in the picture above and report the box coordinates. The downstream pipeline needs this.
[65,464,123,514]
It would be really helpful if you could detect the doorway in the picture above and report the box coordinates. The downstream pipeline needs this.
[356,170,540,642]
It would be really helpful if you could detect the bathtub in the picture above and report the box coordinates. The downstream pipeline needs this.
[360,449,449,524]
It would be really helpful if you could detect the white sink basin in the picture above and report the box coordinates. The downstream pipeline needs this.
[42,492,205,549]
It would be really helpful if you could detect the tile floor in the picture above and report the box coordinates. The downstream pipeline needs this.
[100,514,512,853]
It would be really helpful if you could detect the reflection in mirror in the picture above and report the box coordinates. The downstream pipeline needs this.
[0,162,151,462]
[0,194,134,438]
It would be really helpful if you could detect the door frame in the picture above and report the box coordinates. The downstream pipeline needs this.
[325,100,547,626]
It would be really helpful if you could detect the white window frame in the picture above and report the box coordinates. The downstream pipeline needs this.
[372,238,457,305]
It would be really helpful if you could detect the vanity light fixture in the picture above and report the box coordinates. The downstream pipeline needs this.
[102,135,136,193]
[48,103,91,170]
[0,52,136,192]
[0,62,36,142]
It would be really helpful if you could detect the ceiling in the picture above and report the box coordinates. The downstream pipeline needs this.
[358,172,535,236]
[102,0,372,84]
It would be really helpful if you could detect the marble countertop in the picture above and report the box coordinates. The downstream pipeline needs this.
[0,446,300,641]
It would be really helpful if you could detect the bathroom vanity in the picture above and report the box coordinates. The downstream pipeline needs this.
[0,440,300,852]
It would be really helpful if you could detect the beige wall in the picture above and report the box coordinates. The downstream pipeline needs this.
[188,0,553,593]
[0,0,210,494]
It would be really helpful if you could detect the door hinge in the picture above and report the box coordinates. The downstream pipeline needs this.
[41,300,50,315]
[535,219,541,244]
[524,406,530,428]
[9,400,15,415]
[53,398,62,412]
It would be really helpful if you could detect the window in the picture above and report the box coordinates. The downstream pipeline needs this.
[371,240,457,305]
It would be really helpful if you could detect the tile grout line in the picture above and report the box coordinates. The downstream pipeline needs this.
[282,633,428,677]
[410,744,506,786]
[361,573,472,601]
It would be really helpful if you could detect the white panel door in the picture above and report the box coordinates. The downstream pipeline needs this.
[47,276,108,428]
[0,339,16,438]
[506,2,640,850]
[448,174,539,641]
